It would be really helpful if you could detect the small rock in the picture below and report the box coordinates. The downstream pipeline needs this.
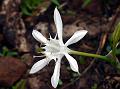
[0,57,27,87]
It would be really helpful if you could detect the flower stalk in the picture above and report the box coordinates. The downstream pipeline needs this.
[69,50,117,66]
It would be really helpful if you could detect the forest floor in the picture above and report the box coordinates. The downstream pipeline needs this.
[0,0,120,89]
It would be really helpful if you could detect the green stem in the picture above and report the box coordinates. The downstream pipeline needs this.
[69,50,117,66]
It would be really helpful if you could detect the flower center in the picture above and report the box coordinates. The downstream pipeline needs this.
[44,38,69,58]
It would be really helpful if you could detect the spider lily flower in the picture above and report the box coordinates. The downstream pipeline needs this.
[30,7,88,88]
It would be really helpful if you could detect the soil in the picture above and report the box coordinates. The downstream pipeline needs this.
[0,0,120,89]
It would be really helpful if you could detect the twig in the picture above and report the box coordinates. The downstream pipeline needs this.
[109,6,120,32]
[58,2,68,9]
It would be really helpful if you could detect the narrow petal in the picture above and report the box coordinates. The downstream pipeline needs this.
[51,56,62,88]
[65,53,79,73]
[32,30,48,43]
[29,58,49,74]
[54,8,63,44]
[65,30,88,46]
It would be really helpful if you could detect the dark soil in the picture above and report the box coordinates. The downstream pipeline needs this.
[0,0,120,89]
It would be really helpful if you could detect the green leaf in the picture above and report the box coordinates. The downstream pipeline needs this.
[21,6,32,16]
[115,48,120,55]
[2,47,9,56]
[91,83,97,89]
[12,79,26,89]
[82,0,92,8]
[24,0,33,10]
[7,52,18,56]
[0,46,18,57]
[21,0,44,16]
[51,0,60,6]
[111,22,120,57]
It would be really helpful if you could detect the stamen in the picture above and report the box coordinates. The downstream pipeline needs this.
[49,33,52,39]
[54,34,57,39]
[33,55,45,58]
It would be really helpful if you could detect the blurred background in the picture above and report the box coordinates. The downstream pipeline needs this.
[0,0,120,89]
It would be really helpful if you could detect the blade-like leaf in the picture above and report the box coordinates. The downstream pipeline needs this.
[51,0,60,6]
[111,22,120,57]
[82,0,92,8]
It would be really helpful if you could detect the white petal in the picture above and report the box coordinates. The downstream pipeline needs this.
[51,57,62,88]
[65,53,79,73]
[29,58,49,74]
[32,30,48,43]
[54,8,63,44]
[65,30,88,46]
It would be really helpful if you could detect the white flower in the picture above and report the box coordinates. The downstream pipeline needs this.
[30,7,88,88]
